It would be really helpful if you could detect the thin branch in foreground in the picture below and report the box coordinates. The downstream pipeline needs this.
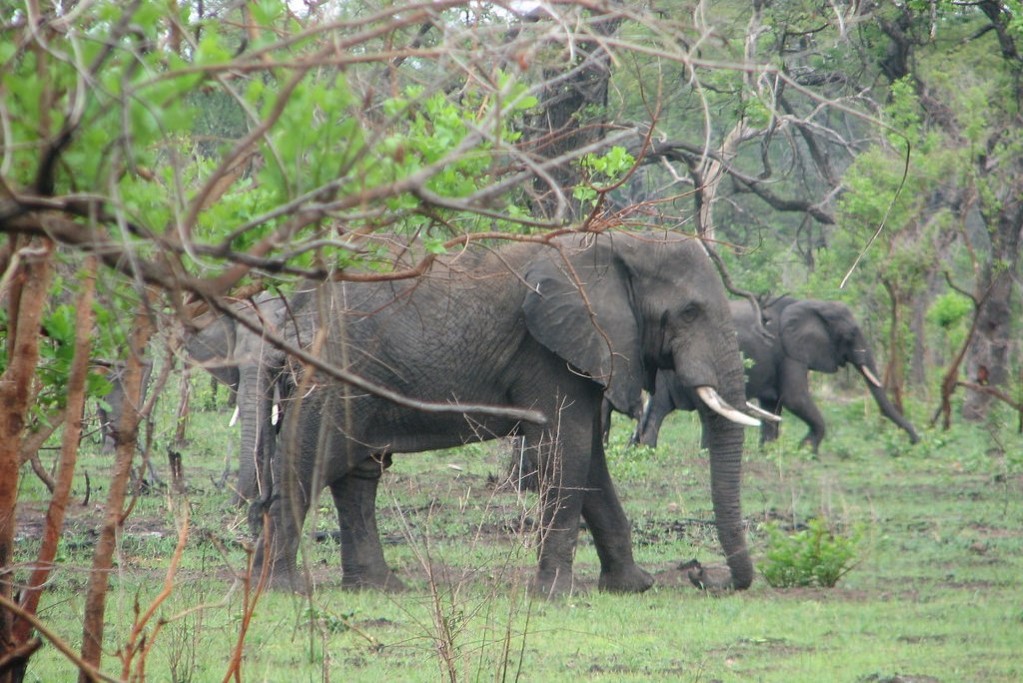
[0,593,120,683]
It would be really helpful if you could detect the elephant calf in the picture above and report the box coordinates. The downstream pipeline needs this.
[636,295,920,452]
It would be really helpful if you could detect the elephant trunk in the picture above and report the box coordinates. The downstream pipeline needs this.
[236,361,279,508]
[861,367,920,444]
[681,339,754,590]
[701,410,753,589]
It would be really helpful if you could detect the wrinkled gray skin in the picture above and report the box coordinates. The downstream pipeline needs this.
[255,232,756,596]
[637,296,920,452]
[184,293,288,503]
[97,361,152,453]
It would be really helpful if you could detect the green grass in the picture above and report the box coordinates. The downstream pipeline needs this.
[11,380,1023,681]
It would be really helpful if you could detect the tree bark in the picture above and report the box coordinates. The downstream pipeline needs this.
[960,4,1023,421]
[78,299,154,681]
[0,237,53,683]
[962,192,1022,420]
[8,257,97,679]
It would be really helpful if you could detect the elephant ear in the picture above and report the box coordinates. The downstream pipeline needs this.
[185,315,240,389]
[522,244,644,414]
[779,300,841,372]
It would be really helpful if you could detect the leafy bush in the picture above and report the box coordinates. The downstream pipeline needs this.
[761,517,860,588]
[927,292,973,329]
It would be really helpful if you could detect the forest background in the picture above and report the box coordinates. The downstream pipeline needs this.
[0,1,1021,681]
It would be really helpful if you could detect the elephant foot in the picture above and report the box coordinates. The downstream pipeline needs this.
[799,435,822,454]
[342,569,407,593]
[684,560,740,592]
[529,568,578,599]
[598,564,654,594]
[252,564,311,594]
[251,549,309,594]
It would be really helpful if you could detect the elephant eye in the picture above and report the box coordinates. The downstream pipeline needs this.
[679,303,701,323]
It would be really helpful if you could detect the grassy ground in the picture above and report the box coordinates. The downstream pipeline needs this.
[11,379,1023,682]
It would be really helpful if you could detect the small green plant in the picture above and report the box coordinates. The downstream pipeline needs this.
[927,291,973,329]
[303,606,357,635]
[761,517,860,588]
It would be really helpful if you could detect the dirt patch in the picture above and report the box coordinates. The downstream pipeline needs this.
[964,521,1023,538]
[633,517,719,547]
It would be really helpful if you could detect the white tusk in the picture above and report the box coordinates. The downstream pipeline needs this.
[229,405,240,427]
[746,401,781,423]
[859,364,882,388]
[271,402,280,426]
[696,386,761,427]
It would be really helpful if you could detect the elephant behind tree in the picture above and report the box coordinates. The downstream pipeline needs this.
[256,231,761,596]
[636,295,920,452]
[184,293,288,503]
[96,360,153,453]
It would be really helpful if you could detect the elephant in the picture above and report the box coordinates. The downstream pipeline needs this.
[254,231,761,596]
[96,360,153,453]
[184,292,288,503]
[635,295,920,452]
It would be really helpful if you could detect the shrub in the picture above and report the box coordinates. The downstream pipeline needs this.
[761,517,860,588]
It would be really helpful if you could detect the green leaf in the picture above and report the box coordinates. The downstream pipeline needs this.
[250,0,284,25]
[424,237,448,255]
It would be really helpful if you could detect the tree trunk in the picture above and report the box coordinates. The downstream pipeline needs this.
[962,179,1022,421]
[688,4,765,242]
[0,237,53,683]
[78,300,154,681]
[962,265,1017,420]
[880,278,906,413]
[9,258,97,678]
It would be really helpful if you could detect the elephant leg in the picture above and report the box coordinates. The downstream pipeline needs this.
[778,361,825,452]
[524,423,585,597]
[757,396,782,445]
[635,389,673,448]
[582,426,654,594]
[525,388,650,597]
[331,455,406,592]
[252,413,320,592]
[252,469,309,593]
[599,398,613,445]
[96,404,115,453]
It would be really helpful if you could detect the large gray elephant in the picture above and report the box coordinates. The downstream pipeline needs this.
[254,231,760,596]
[636,295,920,452]
[184,292,288,503]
